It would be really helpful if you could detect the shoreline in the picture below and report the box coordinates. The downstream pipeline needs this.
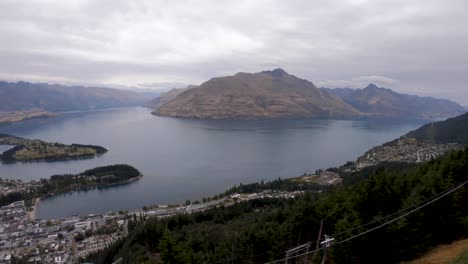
[28,197,41,221]
[30,174,143,220]
[0,111,57,125]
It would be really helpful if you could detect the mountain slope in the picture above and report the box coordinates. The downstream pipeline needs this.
[323,84,465,119]
[145,86,194,110]
[155,69,360,119]
[406,112,468,144]
[0,81,150,112]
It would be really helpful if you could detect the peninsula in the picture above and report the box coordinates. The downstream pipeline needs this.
[0,110,56,124]
[0,134,107,162]
[0,164,143,209]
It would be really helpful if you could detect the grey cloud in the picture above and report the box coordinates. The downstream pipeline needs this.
[0,0,467,104]
[317,75,399,89]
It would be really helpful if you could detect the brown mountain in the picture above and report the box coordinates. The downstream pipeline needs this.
[155,69,360,119]
[323,84,465,119]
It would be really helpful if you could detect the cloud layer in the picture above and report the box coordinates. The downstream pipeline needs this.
[1,0,467,104]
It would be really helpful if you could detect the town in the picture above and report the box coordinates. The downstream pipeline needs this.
[353,137,463,170]
[0,183,308,263]
[0,199,128,263]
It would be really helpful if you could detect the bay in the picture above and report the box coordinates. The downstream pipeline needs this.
[0,107,424,219]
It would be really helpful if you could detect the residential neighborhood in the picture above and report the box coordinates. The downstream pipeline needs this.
[353,137,463,170]
[0,200,127,263]
[0,187,306,263]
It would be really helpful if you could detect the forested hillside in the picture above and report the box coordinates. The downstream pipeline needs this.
[87,148,468,264]
[406,112,468,144]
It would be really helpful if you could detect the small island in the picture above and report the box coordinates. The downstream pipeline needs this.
[0,134,107,162]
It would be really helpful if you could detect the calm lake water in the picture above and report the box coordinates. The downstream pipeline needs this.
[0,107,425,219]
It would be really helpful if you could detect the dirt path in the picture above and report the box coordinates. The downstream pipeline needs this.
[404,239,468,264]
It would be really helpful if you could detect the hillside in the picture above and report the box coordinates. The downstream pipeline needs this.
[0,81,150,112]
[323,84,465,119]
[405,239,468,264]
[349,112,468,170]
[406,112,468,144]
[145,86,193,110]
[155,69,360,119]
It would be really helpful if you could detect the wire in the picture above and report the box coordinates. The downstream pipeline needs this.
[211,252,273,264]
[213,180,468,264]
[264,179,468,264]
[333,180,468,237]
[264,248,320,264]
[334,180,468,245]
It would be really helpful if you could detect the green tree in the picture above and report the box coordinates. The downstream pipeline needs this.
[159,230,188,264]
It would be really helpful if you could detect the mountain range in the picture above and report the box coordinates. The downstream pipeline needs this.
[0,81,151,112]
[323,84,465,119]
[152,69,465,120]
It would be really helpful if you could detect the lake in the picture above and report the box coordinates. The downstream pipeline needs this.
[0,107,425,219]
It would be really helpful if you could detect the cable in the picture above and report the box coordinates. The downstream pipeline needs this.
[211,252,273,264]
[332,180,468,237]
[214,180,468,264]
[264,179,468,264]
[211,241,316,264]
[264,248,320,264]
[334,179,468,245]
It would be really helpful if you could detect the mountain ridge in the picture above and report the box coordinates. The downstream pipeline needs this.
[145,86,195,110]
[323,84,464,119]
[0,81,151,112]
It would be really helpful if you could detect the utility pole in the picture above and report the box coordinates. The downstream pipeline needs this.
[312,219,323,260]
[319,236,335,264]
[320,250,327,264]
[295,231,302,262]
[303,243,310,264]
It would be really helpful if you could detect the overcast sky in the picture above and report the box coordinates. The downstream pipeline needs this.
[0,0,467,104]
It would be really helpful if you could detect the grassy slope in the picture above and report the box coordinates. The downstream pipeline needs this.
[404,239,468,264]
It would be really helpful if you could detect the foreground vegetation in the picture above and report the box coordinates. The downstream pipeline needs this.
[85,148,468,263]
